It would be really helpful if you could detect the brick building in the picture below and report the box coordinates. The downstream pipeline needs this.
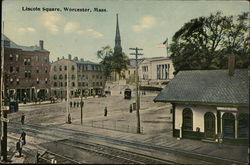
[1,34,50,102]
[50,54,104,99]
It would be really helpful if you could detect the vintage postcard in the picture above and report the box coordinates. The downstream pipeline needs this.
[1,0,249,164]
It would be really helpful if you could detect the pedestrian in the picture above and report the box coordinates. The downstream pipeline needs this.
[21,113,25,125]
[74,102,76,108]
[35,97,37,104]
[130,104,133,113]
[16,139,22,157]
[77,102,79,108]
[70,101,72,108]
[104,107,107,116]
[21,130,26,145]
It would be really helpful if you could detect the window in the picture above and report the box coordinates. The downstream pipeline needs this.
[36,78,39,84]
[54,75,57,80]
[72,65,75,71]
[24,58,31,65]
[9,54,13,61]
[64,74,67,79]
[36,67,39,73]
[25,71,28,78]
[64,66,67,70]
[16,67,19,73]
[96,82,99,86]
[35,56,39,62]
[10,66,13,72]
[182,108,193,131]
[59,75,63,79]
[65,82,67,86]
[100,82,102,86]
[16,54,19,61]
[238,113,249,139]
[45,78,48,84]
[45,67,48,73]
[16,78,19,85]
[60,82,63,87]
[71,75,75,80]
[54,82,57,87]
[72,82,75,87]
[10,78,13,84]
[54,66,57,71]
[92,75,95,79]
[86,75,88,79]
[44,57,48,63]
[96,75,99,79]
[78,82,81,86]
[222,113,235,138]
[100,75,102,79]
[59,66,62,71]
[93,82,95,86]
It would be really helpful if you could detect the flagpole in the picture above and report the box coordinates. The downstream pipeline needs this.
[166,37,168,58]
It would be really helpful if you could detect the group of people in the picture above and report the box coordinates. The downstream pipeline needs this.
[70,101,84,108]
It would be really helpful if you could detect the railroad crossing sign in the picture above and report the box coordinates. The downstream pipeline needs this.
[0,117,9,122]
[1,106,9,111]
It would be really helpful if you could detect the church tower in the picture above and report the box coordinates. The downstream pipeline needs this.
[114,14,122,56]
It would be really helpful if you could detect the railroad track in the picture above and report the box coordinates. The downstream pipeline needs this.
[8,122,176,164]
[9,121,246,164]
[8,135,82,164]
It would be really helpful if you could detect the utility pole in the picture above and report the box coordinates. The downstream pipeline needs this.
[1,21,8,162]
[66,59,71,124]
[80,90,84,125]
[129,47,143,134]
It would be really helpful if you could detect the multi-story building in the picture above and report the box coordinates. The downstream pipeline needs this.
[1,34,50,102]
[138,57,175,85]
[50,54,104,98]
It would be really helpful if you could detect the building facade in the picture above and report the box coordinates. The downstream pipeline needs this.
[2,34,50,102]
[50,55,104,98]
[138,57,175,85]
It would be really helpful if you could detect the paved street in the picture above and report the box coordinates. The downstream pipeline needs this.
[6,91,249,164]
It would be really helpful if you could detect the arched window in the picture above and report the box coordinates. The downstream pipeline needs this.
[222,113,235,139]
[238,113,249,139]
[183,108,193,131]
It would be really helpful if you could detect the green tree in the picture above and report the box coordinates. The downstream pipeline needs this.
[97,45,129,80]
[170,11,249,74]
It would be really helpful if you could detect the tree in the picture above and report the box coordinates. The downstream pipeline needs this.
[97,45,129,80]
[170,11,249,74]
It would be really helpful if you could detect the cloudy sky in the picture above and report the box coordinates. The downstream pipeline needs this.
[2,0,249,63]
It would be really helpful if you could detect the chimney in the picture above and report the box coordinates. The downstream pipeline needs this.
[68,54,72,60]
[39,40,44,50]
[62,56,64,59]
[228,54,235,76]
[80,58,84,62]
[57,57,60,61]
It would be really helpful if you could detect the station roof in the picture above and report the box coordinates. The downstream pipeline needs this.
[154,69,249,106]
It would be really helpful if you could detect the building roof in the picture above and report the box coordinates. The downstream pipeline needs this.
[154,69,249,106]
[1,34,49,52]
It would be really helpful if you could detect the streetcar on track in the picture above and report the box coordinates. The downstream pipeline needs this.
[124,88,132,99]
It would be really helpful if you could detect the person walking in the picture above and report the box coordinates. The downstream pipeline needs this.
[21,113,25,125]
[70,101,72,108]
[74,102,76,108]
[16,139,22,157]
[77,101,79,108]
[104,107,108,116]
[130,104,133,113]
[21,130,26,145]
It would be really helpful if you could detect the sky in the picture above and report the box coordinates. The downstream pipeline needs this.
[2,0,249,63]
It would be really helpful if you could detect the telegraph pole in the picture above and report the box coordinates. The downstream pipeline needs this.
[1,21,8,162]
[66,59,71,124]
[129,47,143,134]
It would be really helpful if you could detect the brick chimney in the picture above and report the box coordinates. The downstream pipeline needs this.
[228,54,235,76]
[39,40,44,50]
[68,54,72,60]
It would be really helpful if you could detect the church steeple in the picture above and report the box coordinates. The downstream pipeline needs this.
[114,14,122,56]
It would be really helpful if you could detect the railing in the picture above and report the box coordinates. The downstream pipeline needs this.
[84,120,143,134]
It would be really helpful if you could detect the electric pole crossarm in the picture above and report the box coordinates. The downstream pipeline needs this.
[129,47,143,134]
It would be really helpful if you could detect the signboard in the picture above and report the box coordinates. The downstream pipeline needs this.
[1,106,9,111]
[216,107,237,111]
[0,117,9,122]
